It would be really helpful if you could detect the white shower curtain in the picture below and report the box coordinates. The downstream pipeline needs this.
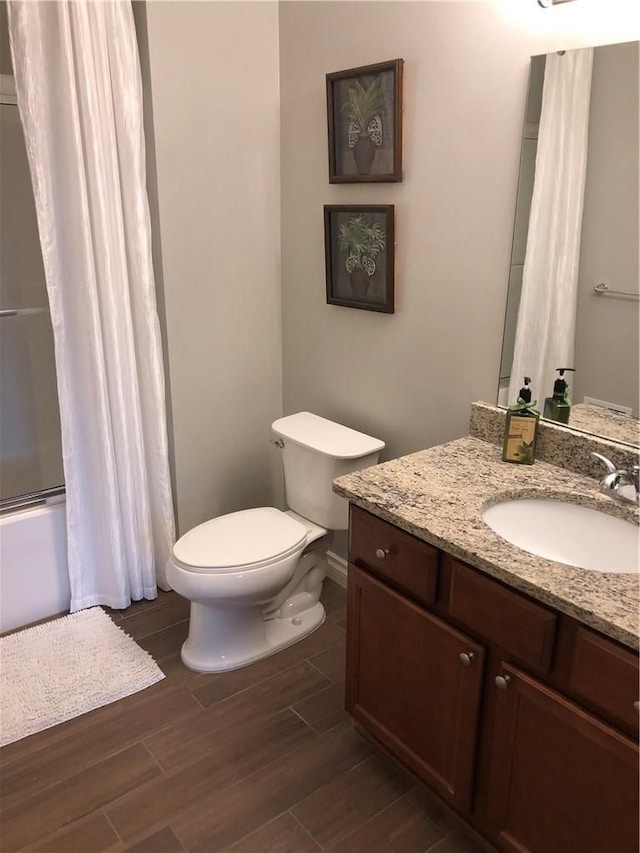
[8,0,175,609]
[508,49,593,408]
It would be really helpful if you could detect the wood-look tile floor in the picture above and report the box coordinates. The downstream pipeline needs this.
[0,581,495,853]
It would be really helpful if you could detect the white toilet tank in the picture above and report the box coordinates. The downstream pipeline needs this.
[271,412,385,531]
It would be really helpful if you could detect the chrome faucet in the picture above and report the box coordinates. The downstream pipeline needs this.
[591,452,640,506]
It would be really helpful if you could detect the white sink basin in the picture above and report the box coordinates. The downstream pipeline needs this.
[482,499,639,574]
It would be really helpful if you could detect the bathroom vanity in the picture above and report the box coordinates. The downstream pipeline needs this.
[333,420,639,853]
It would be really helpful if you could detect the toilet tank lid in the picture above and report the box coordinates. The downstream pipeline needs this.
[272,412,385,459]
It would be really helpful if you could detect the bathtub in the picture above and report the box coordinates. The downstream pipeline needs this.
[0,498,70,633]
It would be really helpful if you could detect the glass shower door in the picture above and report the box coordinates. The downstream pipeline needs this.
[0,92,64,508]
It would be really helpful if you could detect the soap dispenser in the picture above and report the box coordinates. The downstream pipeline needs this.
[502,377,539,465]
[543,368,575,424]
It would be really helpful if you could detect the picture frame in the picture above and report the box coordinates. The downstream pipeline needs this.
[324,205,395,313]
[326,59,403,183]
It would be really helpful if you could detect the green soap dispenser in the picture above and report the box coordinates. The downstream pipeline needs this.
[543,368,575,424]
[503,377,540,465]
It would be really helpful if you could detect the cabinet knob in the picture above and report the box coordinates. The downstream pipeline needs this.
[459,652,475,666]
[634,700,640,715]
[495,675,511,691]
[375,547,390,560]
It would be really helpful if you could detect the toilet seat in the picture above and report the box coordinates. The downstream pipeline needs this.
[172,507,307,574]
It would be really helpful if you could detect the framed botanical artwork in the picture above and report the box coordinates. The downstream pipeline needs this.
[326,59,403,183]
[324,205,394,313]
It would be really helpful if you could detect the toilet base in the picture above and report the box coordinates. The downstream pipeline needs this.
[180,599,326,673]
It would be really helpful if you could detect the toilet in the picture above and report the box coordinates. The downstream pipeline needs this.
[167,412,385,672]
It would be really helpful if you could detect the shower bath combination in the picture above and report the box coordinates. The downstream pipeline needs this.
[0,69,68,633]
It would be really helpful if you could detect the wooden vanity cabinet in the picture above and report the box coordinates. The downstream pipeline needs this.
[486,664,639,853]
[346,564,485,811]
[567,625,640,734]
[346,505,640,853]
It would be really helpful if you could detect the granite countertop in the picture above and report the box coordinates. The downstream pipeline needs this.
[569,404,640,447]
[333,436,640,650]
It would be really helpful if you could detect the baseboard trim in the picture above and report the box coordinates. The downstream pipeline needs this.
[326,550,347,588]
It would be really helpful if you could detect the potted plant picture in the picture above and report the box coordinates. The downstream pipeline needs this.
[324,205,395,313]
[327,59,403,183]
[341,76,385,175]
[337,213,386,299]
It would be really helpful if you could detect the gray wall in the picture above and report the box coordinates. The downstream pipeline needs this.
[135,0,639,533]
[136,1,283,535]
[574,41,639,416]
[279,1,639,463]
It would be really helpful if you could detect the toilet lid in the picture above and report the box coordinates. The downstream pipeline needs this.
[172,507,307,572]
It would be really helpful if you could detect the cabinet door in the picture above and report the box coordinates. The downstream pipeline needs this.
[486,664,640,853]
[346,564,485,811]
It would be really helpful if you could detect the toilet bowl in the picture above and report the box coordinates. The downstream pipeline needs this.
[168,413,384,673]
[167,507,329,672]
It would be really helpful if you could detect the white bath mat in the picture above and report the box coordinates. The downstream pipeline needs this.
[0,607,165,747]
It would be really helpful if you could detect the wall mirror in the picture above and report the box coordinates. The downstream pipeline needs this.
[497,41,639,449]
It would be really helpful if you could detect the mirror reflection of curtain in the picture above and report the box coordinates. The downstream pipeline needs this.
[508,49,593,407]
[8,0,175,610]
